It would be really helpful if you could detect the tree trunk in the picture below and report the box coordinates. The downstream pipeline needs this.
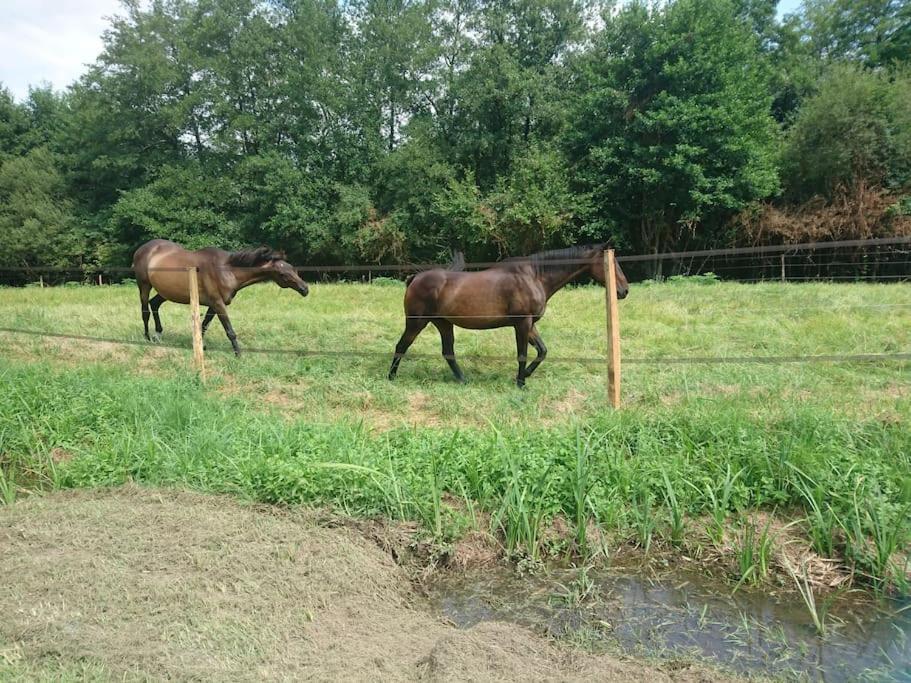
[388,96,396,152]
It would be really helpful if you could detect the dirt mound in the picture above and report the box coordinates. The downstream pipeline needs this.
[0,487,734,681]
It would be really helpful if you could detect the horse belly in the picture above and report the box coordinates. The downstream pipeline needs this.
[445,314,509,330]
[438,281,512,329]
[149,271,193,304]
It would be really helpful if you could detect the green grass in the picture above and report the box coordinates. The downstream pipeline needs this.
[0,279,909,591]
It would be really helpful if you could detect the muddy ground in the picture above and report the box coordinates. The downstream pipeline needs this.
[0,486,738,681]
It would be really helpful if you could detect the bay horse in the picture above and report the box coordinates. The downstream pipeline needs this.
[388,245,629,387]
[132,239,309,355]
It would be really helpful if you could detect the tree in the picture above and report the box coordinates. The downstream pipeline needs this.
[0,85,30,159]
[345,0,437,156]
[781,64,911,201]
[0,147,80,273]
[108,163,240,263]
[434,143,583,258]
[567,0,780,270]
[801,0,911,67]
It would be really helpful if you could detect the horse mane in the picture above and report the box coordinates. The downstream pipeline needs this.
[505,244,604,274]
[227,246,285,267]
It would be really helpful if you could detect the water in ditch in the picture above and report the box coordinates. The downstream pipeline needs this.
[427,563,910,681]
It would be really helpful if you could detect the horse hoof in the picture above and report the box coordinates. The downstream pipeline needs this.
[151,333,162,343]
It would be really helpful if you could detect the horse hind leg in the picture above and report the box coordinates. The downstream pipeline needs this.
[149,294,165,341]
[514,317,532,389]
[524,326,548,378]
[138,281,152,340]
[388,317,429,380]
[433,319,465,383]
[200,307,216,350]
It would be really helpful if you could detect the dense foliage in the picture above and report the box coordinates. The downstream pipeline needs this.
[0,0,909,273]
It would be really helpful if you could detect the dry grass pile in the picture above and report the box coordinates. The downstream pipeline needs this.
[0,486,734,682]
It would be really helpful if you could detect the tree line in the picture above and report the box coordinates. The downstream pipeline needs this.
[1,0,909,279]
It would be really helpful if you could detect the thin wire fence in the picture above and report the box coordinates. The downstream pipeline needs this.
[1,235,910,276]
[1,237,909,371]
[1,327,909,367]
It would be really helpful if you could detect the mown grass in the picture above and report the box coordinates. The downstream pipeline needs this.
[0,278,910,594]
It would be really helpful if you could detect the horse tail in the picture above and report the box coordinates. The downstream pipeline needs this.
[449,249,465,272]
[405,249,465,286]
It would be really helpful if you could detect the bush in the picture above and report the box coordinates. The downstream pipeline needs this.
[781,65,911,201]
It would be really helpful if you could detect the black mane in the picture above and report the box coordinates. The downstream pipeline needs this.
[504,244,603,274]
[228,246,285,267]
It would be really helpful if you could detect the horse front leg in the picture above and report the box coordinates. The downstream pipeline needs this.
[212,301,241,356]
[514,317,532,389]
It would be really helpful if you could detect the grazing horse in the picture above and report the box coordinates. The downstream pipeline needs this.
[132,239,309,355]
[388,245,629,387]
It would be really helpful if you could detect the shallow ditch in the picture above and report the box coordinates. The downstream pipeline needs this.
[426,562,910,681]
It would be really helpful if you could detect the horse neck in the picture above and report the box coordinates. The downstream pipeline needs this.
[230,266,271,292]
[537,264,589,299]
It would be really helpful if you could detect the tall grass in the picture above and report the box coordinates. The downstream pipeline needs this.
[781,557,843,637]
[842,482,911,594]
[631,487,657,553]
[789,465,841,558]
[0,278,909,591]
[569,430,597,553]
[2,355,909,589]
[493,458,554,565]
[661,469,685,545]
[733,516,775,591]
[700,465,744,545]
[0,466,16,505]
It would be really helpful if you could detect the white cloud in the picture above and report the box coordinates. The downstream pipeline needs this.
[0,0,123,100]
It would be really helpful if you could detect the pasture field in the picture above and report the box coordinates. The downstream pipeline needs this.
[1,278,910,594]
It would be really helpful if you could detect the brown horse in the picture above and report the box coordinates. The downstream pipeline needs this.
[388,245,629,387]
[132,239,309,355]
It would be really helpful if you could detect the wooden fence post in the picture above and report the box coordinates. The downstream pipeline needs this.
[780,253,786,283]
[187,267,206,382]
[604,249,621,409]
[39,275,44,288]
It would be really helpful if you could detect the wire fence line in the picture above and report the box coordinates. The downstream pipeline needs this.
[1,327,909,367]
[687,259,911,273]
[1,235,910,276]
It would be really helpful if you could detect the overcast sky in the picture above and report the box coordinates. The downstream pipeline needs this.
[1,0,805,102]
[1,0,122,100]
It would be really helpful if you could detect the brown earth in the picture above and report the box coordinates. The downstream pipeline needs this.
[0,486,738,682]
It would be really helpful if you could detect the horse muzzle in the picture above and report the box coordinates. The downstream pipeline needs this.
[298,284,310,297]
